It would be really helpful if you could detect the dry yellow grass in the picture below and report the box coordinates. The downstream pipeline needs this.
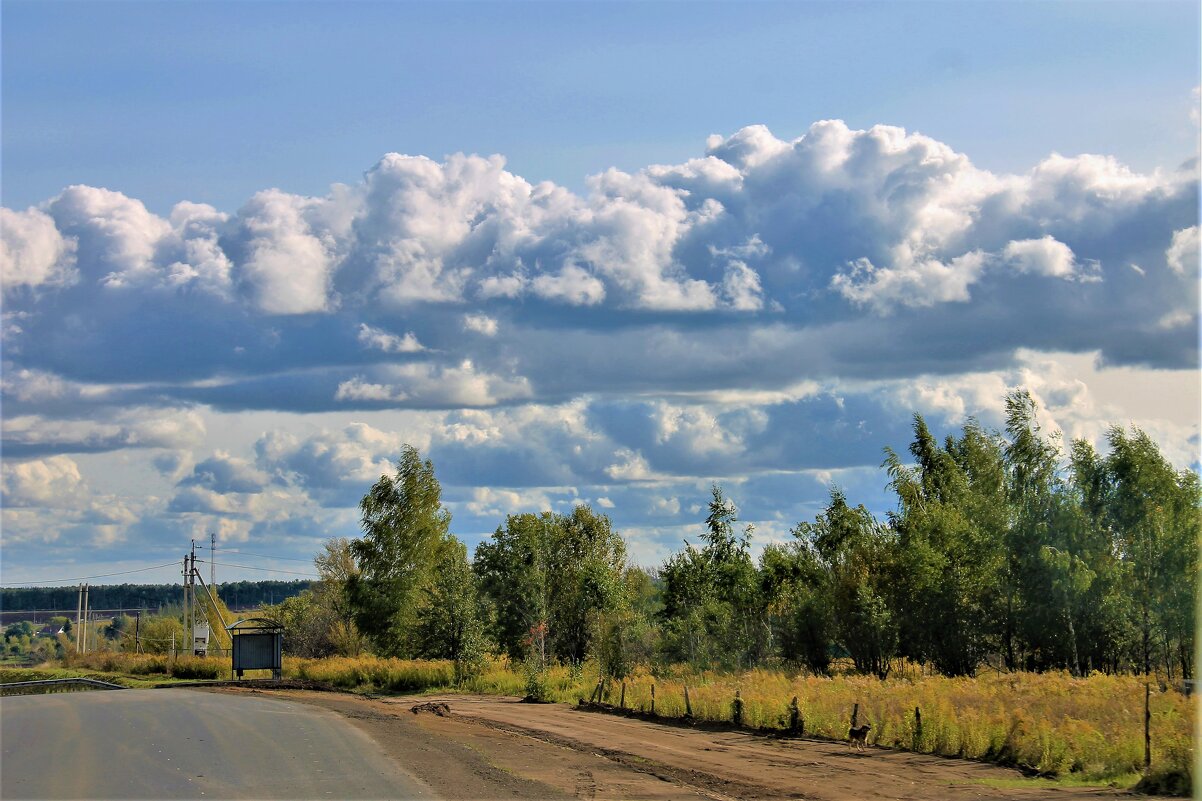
[614,666,1191,783]
[60,651,225,680]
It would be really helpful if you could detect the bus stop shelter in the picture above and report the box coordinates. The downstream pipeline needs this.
[225,617,283,680]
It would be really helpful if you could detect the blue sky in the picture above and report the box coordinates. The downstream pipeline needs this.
[1,1,1199,588]
[6,1,1199,212]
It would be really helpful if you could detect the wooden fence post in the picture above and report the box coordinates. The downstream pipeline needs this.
[684,685,693,717]
[851,702,859,729]
[732,690,744,726]
[1144,683,1151,769]
[651,683,656,715]
[914,706,922,751]
[620,681,626,709]
[789,696,801,735]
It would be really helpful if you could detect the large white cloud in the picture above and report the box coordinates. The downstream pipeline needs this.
[4,120,1194,349]
[232,189,343,314]
[47,185,171,286]
[2,455,89,509]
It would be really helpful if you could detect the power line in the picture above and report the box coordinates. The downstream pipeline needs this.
[195,547,314,564]
[205,561,319,578]
[0,562,181,587]
[0,608,162,615]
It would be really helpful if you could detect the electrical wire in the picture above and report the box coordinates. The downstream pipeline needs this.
[205,561,319,578]
[195,546,314,564]
[0,561,182,587]
[0,608,164,615]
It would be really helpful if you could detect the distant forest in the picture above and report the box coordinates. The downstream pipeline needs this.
[1,580,311,614]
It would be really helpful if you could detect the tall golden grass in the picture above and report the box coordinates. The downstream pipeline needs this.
[615,665,1191,785]
[59,651,225,680]
[288,656,455,691]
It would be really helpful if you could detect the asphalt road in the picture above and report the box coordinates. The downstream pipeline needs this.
[0,688,434,800]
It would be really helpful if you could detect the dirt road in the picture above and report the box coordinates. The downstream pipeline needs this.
[232,689,1165,801]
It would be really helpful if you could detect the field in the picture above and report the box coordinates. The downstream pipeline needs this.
[15,652,1192,795]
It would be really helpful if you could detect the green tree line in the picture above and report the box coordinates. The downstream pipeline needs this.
[1,580,310,614]
[273,391,1199,685]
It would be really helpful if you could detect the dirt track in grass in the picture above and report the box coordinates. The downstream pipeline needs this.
[214,688,1168,801]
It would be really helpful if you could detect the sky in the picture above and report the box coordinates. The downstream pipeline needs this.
[1,0,1199,589]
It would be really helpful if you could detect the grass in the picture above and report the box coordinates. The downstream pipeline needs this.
[0,665,173,689]
[634,667,1189,780]
[1,652,236,686]
[288,655,456,691]
[610,665,1192,793]
[60,651,228,680]
[973,772,1142,791]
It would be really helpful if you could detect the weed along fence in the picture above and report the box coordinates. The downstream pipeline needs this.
[577,670,1192,788]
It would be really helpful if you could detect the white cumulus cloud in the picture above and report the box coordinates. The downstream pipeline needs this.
[357,323,424,353]
[0,207,78,291]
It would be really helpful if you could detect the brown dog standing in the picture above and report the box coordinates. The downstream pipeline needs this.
[848,723,871,750]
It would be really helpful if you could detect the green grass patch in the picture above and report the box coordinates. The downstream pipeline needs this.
[972,771,1141,791]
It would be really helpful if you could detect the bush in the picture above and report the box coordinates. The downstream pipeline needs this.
[1136,764,1191,797]
[169,656,223,680]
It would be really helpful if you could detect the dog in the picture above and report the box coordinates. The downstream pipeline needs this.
[848,723,871,750]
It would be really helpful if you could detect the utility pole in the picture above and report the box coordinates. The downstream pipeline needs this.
[190,540,197,651]
[210,531,216,588]
[75,584,83,653]
[192,569,230,653]
[183,555,190,651]
[81,584,89,654]
[135,611,142,654]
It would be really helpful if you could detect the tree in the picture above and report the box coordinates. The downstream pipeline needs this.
[1102,426,1199,678]
[795,487,897,678]
[474,512,553,661]
[104,614,134,642]
[347,445,451,657]
[139,615,184,655]
[4,621,34,641]
[416,536,488,683]
[884,415,1008,676]
[313,537,366,656]
[273,590,337,658]
[595,567,661,680]
[660,486,764,669]
[474,505,627,664]
[545,504,628,664]
[1002,391,1070,671]
[759,541,835,674]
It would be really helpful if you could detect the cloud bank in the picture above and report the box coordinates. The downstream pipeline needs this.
[2,120,1198,574]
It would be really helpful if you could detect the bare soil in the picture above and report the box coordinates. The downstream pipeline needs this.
[217,688,1170,801]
